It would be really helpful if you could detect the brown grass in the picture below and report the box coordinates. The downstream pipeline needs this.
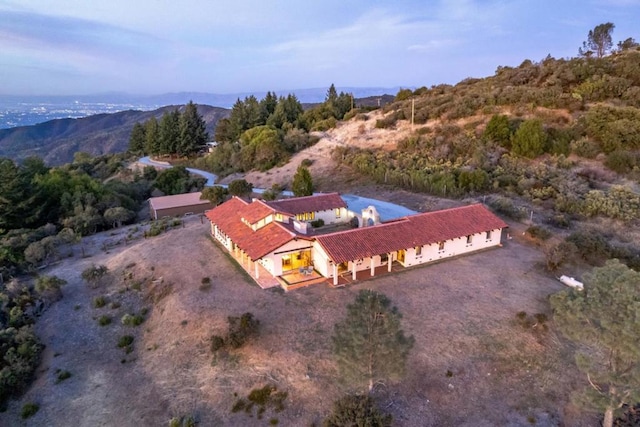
[0,213,597,426]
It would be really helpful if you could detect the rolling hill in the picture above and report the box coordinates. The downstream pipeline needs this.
[0,105,229,165]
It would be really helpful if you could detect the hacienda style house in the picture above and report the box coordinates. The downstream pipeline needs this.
[205,192,508,290]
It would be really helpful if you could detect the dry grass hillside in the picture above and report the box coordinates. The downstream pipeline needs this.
[1,215,598,426]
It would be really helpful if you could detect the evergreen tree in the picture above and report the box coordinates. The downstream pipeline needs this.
[259,91,278,123]
[178,101,208,157]
[128,122,146,154]
[144,117,160,155]
[511,119,548,158]
[159,110,181,155]
[291,165,313,197]
[550,259,640,427]
[332,290,414,392]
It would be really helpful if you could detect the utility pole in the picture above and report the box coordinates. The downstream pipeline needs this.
[411,98,415,126]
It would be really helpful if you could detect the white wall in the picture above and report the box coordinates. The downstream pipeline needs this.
[401,228,503,267]
[261,239,315,276]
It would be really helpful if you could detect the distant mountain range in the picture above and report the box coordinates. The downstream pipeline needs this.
[0,89,397,165]
[0,105,229,165]
[0,87,402,129]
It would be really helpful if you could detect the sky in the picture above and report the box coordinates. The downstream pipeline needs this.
[1,0,639,96]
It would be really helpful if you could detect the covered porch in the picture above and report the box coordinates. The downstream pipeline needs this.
[330,260,405,287]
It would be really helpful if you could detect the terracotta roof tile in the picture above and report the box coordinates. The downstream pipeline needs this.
[316,204,507,264]
[239,200,275,225]
[266,192,346,215]
[205,197,295,260]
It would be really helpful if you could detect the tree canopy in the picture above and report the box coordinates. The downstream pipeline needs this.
[129,101,209,157]
[550,259,640,427]
[292,165,314,197]
[580,22,615,58]
[332,290,414,392]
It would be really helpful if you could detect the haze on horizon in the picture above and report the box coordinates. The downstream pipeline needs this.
[1,0,639,97]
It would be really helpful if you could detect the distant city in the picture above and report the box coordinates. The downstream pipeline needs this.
[0,87,401,129]
[0,100,158,129]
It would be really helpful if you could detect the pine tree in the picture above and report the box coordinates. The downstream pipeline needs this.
[159,110,181,155]
[332,290,414,392]
[128,122,146,154]
[144,116,160,155]
[178,101,208,157]
[291,165,313,197]
[550,259,640,427]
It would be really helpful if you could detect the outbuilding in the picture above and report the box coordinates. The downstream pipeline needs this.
[149,192,213,220]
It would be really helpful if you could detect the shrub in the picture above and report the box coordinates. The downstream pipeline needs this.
[227,313,260,349]
[121,313,145,326]
[511,119,548,158]
[21,402,39,419]
[92,296,107,308]
[55,369,72,383]
[526,225,552,241]
[81,264,109,286]
[310,219,325,228]
[211,335,225,352]
[98,315,112,326]
[117,335,134,348]
[323,394,392,427]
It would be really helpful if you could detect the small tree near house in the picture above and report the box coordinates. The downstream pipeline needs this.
[292,165,313,197]
[550,259,640,427]
[332,290,414,392]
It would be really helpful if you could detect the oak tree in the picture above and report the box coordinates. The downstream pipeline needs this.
[550,259,640,427]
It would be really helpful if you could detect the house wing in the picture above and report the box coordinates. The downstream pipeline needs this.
[266,192,347,215]
[316,204,507,264]
[205,197,296,259]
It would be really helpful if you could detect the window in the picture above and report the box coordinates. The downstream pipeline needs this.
[486,230,492,240]
[335,208,341,218]
[438,241,445,251]
[466,235,473,245]
[415,246,422,256]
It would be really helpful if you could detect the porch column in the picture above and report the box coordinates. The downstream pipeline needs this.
[333,264,338,286]
[254,261,259,278]
[388,253,393,272]
[246,255,251,269]
[352,262,357,281]
[370,257,375,276]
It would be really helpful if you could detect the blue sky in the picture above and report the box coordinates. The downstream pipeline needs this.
[1,0,639,96]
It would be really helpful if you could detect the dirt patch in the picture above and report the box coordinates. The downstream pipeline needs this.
[0,213,597,426]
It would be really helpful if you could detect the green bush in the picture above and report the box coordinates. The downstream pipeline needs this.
[323,394,392,427]
[98,315,112,326]
[227,313,260,349]
[526,225,552,240]
[55,369,72,383]
[92,296,107,308]
[511,119,548,158]
[310,219,325,228]
[121,313,145,326]
[117,335,134,348]
[21,402,39,419]
[81,264,109,286]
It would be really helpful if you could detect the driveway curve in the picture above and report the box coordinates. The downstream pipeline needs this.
[139,157,417,220]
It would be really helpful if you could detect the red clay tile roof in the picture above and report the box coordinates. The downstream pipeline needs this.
[266,192,346,215]
[316,204,507,264]
[149,192,210,211]
[239,199,275,225]
[205,197,296,260]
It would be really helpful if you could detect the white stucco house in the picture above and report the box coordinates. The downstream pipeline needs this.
[205,192,508,290]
